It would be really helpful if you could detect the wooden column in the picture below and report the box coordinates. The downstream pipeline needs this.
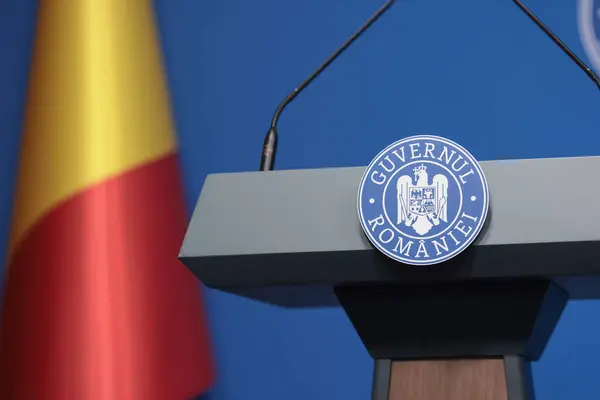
[389,359,508,400]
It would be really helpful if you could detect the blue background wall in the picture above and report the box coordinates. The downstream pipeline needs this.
[1,0,600,399]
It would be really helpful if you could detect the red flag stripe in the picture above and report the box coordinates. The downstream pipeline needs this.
[0,154,213,400]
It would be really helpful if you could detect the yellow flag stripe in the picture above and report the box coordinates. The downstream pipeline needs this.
[10,0,177,253]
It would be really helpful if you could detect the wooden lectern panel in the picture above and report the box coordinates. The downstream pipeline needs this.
[388,359,508,400]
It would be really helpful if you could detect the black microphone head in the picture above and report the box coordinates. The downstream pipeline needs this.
[259,127,278,171]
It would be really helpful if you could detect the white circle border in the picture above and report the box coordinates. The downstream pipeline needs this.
[578,0,600,74]
[357,135,490,266]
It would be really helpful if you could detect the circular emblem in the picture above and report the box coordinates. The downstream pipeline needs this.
[578,0,600,73]
[357,135,489,266]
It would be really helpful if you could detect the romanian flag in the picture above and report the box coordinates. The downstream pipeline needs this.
[0,1,214,399]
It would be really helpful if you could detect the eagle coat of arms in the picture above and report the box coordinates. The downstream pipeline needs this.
[396,164,448,236]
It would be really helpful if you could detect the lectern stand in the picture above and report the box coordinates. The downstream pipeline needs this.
[180,157,600,399]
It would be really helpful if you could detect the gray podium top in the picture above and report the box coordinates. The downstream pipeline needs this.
[179,156,600,305]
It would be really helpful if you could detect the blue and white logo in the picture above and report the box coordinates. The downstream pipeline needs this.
[357,135,489,266]
[578,0,600,73]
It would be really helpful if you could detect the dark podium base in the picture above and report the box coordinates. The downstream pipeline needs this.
[335,280,567,400]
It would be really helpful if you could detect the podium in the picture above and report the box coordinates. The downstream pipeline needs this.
[179,156,600,399]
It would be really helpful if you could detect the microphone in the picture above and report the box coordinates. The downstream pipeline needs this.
[512,0,600,89]
[259,0,396,171]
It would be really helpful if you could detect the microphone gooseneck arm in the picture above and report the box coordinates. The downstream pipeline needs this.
[512,0,600,89]
[259,0,397,171]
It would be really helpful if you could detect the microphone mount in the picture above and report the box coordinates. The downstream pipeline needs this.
[512,0,600,89]
[259,0,396,171]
